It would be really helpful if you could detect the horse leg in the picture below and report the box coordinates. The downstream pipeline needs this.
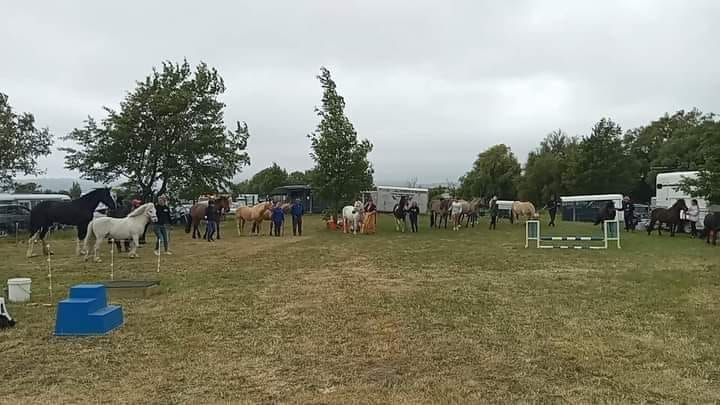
[93,236,103,263]
[129,235,140,258]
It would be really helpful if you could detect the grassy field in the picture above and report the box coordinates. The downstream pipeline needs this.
[1,214,719,403]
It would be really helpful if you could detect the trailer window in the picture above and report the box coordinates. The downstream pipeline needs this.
[656,183,663,189]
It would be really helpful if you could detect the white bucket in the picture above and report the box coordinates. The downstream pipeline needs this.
[8,278,32,303]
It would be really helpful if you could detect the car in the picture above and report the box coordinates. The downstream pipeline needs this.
[0,204,32,237]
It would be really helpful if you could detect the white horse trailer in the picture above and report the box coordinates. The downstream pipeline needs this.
[0,193,71,210]
[655,171,708,230]
[366,186,429,214]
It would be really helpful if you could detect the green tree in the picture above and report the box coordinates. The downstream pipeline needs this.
[62,60,250,200]
[308,67,374,214]
[287,169,316,186]
[624,109,712,202]
[569,118,638,195]
[14,182,41,193]
[458,144,521,200]
[0,93,53,189]
[69,181,82,199]
[249,163,288,196]
[679,118,720,203]
[518,130,578,204]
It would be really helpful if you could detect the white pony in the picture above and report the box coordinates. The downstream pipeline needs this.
[83,202,158,262]
[342,201,363,235]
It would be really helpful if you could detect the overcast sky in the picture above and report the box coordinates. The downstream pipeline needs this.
[3,1,720,186]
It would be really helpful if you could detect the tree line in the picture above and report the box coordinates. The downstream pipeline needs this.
[2,58,718,209]
[457,112,720,205]
[1,61,373,214]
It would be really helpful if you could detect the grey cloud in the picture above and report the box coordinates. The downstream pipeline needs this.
[3,0,719,185]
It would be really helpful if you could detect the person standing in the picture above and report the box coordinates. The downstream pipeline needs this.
[204,200,218,242]
[545,195,559,227]
[271,202,285,237]
[621,196,635,232]
[153,195,172,255]
[363,197,377,234]
[291,199,304,236]
[687,199,700,238]
[408,201,420,233]
[489,196,498,230]
[450,197,463,231]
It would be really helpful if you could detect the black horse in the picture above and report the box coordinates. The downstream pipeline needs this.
[594,201,618,225]
[647,199,688,237]
[393,196,408,232]
[26,188,116,257]
[704,213,719,245]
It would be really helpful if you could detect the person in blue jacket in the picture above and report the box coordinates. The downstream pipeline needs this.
[271,202,285,237]
[291,199,304,236]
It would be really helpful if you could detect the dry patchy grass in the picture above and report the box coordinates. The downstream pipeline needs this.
[1,216,720,403]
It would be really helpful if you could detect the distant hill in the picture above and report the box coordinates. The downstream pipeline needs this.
[13,178,115,193]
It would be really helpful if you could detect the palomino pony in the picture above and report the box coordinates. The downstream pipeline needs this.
[647,199,688,237]
[253,203,291,236]
[27,188,116,257]
[186,197,231,239]
[342,201,363,234]
[83,203,157,262]
[429,198,451,229]
[510,201,536,224]
[236,201,273,235]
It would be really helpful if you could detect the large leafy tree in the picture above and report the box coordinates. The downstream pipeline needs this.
[308,67,373,214]
[679,118,720,203]
[0,93,53,189]
[13,182,41,193]
[569,118,638,195]
[518,130,578,204]
[62,60,250,200]
[249,163,288,196]
[624,109,711,201]
[458,144,521,200]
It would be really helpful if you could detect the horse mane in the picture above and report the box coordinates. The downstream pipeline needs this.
[671,199,686,210]
[128,203,150,217]
[78,187,110,200]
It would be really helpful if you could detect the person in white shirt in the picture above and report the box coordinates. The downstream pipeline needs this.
[450,198,463,231]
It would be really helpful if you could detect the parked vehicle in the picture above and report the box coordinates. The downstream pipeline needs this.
[0,204,32,237]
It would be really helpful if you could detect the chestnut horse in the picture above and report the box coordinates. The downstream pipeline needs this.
[185,197,231,239]
[236,201,273,236]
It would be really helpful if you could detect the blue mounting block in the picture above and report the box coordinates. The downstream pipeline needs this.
[55,284,123,336]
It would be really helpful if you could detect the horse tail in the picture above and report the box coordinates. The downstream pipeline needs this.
[83,219,95,254]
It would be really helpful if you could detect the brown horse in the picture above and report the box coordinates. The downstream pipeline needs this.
[236,201,273,236]
[647,199,688,237]
[185,197,231,239]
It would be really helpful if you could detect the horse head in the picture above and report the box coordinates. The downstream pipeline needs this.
[81,187,117,210]
[129,202,158,222]
[673,199,688,212]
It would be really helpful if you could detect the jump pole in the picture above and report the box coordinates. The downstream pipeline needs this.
[525,220,621,249]
[47,242,53,302]
[110,238,115,281]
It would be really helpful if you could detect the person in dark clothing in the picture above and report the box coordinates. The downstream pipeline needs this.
[408,201,420,232]
[204,200,218,242]
[489,195,498,230]
[291,199,304,236]
[271,203,285,236]
[153,195,172,255]
[621,196,635,232]
[545,195,559,227]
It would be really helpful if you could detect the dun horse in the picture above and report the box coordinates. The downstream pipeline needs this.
[429,198,451,229]
[647,199,688,237]
[26,188,116,257]
[510,201,536,224]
